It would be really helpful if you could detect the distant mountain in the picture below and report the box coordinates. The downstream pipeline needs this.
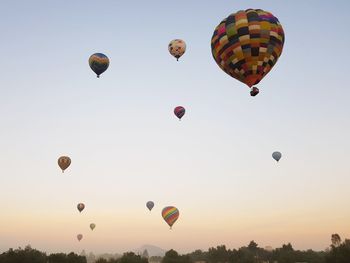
[134,244,166,257]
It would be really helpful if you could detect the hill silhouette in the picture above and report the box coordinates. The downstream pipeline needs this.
[134,245,166,257]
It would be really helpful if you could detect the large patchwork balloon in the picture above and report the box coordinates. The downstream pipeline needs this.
[168,39,186,61]
[58,156,71,173]
[89,53,109,78]
[211,9,285,96]
[162,206,179,229]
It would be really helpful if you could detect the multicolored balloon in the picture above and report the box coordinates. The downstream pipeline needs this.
[168,39,186,61]
[89,53,110,78]
[58,156,71,173]
[146,201,154,211]
[162,206,179,229]
[174,106,185,120]
[211,9,285,96]
[77,203,85,213]
[90,223,96,231]
[77,234,83,241]
[272,151,282,162]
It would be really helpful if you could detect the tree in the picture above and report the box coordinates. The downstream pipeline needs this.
[0,245,47,263]
[331,233,342,247]
[272,244,295,263]
[48,252,86,263]
[326,237,350,263]
[162,250,192,263]
[142,250,149,259]
[188,249,207,262]
[162,250,180,263]
[208,245,229,263]
[119,252,148,263]
[48,253,67,263]
[66,252,87,263]
[247,241,258,252]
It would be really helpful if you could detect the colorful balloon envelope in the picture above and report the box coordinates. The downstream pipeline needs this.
[272,151,282,162]
[90,223,96,231]
[211,9,285,96]
[146,201,154,211]
[89,53,109,78]
[174,106,185,120]
[77,234,83,241]
[168,39,186,61]
[58,156,71,173]
[77,203,85,213]
[162,206,179,229]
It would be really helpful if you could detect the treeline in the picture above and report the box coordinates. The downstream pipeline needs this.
[1,234,350,263]
[186,242,325,263]
[0,245,86,263]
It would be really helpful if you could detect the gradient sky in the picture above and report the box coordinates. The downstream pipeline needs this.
[1,0,350,255]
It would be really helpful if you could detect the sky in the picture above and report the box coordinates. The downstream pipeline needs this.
[0,0,350,255]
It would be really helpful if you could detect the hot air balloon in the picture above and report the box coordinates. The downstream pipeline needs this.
[77,234,83,241]
[174,106,185,120]
[90,223,96,231]
[58,156,71,173]
[272,151,282,162]
[168,39,186,61]
[211,9,285,96]
[89,53,109,78]
[162,206,179,229]
[77,203,85,213]
[146,201,154,211]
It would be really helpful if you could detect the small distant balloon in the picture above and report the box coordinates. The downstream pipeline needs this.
[89,53,109,78]
[77,234,83,241]
[146,201,154,211]
[174,106,185,120]
[77,203,85,213]
[58,156,71,173]
[162,206,179,229]
[272,151,282,162]
[168,39,186,61]
[90,223,96,231]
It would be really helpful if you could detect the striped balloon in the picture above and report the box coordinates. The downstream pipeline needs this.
[58,156,71,173]
[174,106,185,120]
[89,53,110,78]
[162,206,179,229]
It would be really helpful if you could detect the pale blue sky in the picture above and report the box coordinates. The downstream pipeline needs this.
[0,0,350,254]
